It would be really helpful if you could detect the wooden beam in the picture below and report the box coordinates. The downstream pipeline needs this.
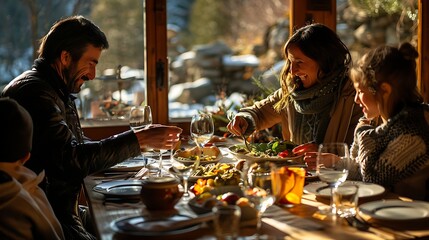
[290,0,336,33]
[145,0,169,124]
[418,0,429,102]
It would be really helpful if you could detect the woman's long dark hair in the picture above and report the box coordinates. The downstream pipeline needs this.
[275,23,351,112]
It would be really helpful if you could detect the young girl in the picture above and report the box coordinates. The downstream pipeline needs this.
[348,42,429,200]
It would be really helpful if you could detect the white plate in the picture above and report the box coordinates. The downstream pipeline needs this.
[93,180,144,199]
[359,200,429,221]
[304,181,385,198]
[111,214,201,236]
[227,145,304,164]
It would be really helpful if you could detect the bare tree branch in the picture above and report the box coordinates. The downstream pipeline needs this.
[20,0,39,60]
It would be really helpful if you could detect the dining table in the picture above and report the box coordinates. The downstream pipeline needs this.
[82,139,429,240]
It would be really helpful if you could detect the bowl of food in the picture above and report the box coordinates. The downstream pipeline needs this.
[188,186,257,225]
[173,145,222,166]
[188,163,237,183]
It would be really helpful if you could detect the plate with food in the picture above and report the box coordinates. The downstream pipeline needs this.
[187,165,242,196]
[228,140,304,165]
[173,146,222,166]
[189,163,238,182]
[207,135,229,146]
[188,186,257,226]
[168,163,223,183]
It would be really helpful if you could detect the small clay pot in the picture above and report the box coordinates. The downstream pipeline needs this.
[140,177,183,210]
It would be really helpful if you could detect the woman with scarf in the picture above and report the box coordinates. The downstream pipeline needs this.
[347,42,429,200]
[227,23,362,146]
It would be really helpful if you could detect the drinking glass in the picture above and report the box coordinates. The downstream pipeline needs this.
[170,155,200,199]
[316,142,350,215]
[154,148,170,176]
[241,165,276,239]
[129,105,152,166]
[190,113,214,153]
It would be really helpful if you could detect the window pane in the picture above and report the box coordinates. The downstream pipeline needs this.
[0,1,145,121]
[167,0,290,125]
[79,0,145,120]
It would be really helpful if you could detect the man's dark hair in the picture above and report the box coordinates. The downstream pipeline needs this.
[38,15,109,63]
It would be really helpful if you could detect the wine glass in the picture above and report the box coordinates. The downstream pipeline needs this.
[170,156,200,199]
[129,105,152,131]
[129,105,152,167]
[241,165,276,239]
[190,113,214,153]
[316,142,350,215]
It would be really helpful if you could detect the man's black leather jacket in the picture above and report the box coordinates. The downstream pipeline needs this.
[2,58,141,239]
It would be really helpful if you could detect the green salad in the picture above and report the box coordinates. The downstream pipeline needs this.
[233,138,297,157]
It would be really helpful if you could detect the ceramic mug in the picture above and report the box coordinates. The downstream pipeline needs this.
[140,176,183,210]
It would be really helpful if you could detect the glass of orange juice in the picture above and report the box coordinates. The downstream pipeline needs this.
[271,166,306,206]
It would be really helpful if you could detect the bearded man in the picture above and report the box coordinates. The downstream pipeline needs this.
[1,16,182,239]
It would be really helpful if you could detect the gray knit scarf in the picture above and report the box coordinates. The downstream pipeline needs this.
[289,73,346,144]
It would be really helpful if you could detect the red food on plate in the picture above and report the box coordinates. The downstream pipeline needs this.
[221,192,240,205]
[292,143,318,156]
[277,149,292,158]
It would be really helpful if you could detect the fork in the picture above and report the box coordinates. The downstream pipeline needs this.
[240,133,251,152]
[227,110,251,152]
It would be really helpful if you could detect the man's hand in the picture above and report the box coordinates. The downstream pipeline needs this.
[134,124,182,150]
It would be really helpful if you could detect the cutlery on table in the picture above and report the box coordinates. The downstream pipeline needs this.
[240,133,251,152]
[126,167,149,180]
[122,213,215,232]
[226,110,252,152]
[345,215,415,239]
